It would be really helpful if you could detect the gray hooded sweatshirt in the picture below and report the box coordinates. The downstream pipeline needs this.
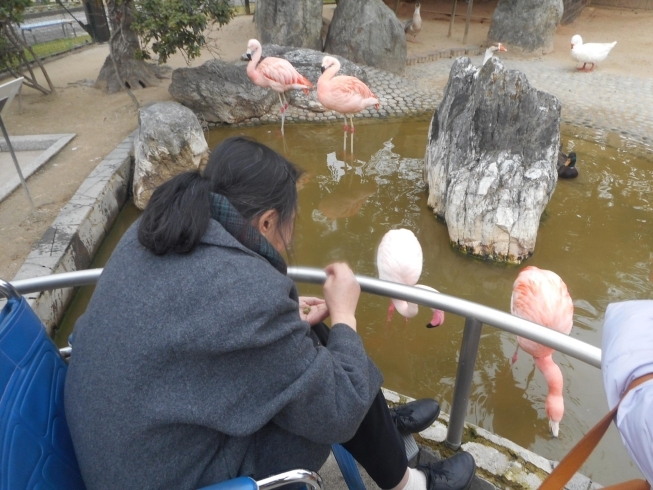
[65,220,383,490]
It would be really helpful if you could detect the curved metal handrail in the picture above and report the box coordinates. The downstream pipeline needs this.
[6,266,601,368]
[4,266,604,450]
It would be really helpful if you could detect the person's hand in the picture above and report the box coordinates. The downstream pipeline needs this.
[298,296,330,326]
[323,263,360,331]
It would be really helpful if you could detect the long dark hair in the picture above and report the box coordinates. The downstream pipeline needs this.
[138,136,303,255]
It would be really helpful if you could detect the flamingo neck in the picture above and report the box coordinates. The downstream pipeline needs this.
[393,299,418,319]
[534,355,564,427]
[246,47,263,81]
[318,64,340,87]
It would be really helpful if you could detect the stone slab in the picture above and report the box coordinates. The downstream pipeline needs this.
[0,133,76,203]
[7,131,136,334]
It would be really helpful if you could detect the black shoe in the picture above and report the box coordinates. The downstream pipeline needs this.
[418,452,476,490]
[389,398,440,436]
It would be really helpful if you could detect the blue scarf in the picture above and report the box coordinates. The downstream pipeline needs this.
[209,192,287,275]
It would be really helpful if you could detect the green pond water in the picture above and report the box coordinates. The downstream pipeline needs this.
[57,117,653,484]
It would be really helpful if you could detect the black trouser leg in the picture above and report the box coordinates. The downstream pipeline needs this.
[312,323,408,489]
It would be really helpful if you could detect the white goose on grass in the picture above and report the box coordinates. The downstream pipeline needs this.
[570,35,617,72]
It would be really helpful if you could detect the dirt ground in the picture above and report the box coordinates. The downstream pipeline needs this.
[1,3,651,280]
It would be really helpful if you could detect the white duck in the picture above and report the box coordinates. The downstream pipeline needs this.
[404,3,422,43]
[483,43,507,66]
[570,35,616,72]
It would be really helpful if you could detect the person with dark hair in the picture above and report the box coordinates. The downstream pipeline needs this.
[65,137,476,490]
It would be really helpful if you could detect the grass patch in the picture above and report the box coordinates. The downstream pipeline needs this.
[28,35,92,60]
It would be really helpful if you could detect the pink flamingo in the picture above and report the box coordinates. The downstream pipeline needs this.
[245,39,313,135]
[317,56,380,153]
[376,229,445,328]
[510,266,574,438]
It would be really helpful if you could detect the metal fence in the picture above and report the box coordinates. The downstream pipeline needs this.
[18,7,89,47]
[5,266,603,451]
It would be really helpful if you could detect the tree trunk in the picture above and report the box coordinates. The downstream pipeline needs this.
[0,24,54,95]
[95,0,159,94]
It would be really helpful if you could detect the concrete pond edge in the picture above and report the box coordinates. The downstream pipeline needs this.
[0,133,76,203]
[382,388,603,490]
[7,131,136,334]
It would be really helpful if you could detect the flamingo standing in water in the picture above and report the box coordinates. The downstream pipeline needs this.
[376,229,445,328]
[245,39,313,135]
[317,56,380,153]
[511,266,574,438]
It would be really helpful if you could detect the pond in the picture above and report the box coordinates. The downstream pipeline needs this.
[57,117,653,484]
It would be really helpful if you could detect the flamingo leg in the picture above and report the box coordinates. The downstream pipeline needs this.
[588,63,595,72]
[577,63,587,71]
[278,93,286,135]
[349,116,355,155]
[511,345,519,366]
[387,300,395,323]
[343,115,348,153]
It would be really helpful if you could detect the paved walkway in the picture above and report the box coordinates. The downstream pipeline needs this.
[405,54,653,151]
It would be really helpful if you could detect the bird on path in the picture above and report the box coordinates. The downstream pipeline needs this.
[245,39,313,135]
[510,266,574,438]
[482,43,507,66]
[317,56,380,153]
[376,229,445,328]
[570,35,617,72]
[404,2,422,43]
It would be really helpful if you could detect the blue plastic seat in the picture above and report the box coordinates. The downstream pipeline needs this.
[0,280,356,490]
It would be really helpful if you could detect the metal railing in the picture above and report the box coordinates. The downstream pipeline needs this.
[5,267,602,450]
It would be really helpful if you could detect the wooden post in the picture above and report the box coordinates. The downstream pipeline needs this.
[394,0,400,14]
[448,0,457,37]
[244,0,250,15]
[463,0,473,44]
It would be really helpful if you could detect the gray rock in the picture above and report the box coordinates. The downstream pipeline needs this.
[132,102,209,210]
[424,57,560,263]
[324,0,406,75]
[254,0,323,51]
[487,0,563,54]
[168,60,277,124]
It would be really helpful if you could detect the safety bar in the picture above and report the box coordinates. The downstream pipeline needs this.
[257,469,323,490]
[4,267,603,450]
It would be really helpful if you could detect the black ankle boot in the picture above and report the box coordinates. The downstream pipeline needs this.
[417,452,476,490]
[389,398,440,436]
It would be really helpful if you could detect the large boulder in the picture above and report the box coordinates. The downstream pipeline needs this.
[133,102,209,210]
[424,57,560,263]
[487,0,563,55]
[324,0,406,75]
[254,0,323,51]
[169,48,367,118]
[169,60,276,124]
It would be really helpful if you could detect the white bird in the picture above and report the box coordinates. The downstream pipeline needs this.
[483,43,507,66]
[404,2,422,43]
[376,229,445,328]
[570,35,617,72]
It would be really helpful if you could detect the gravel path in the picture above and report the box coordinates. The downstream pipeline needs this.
[405,54,653,148]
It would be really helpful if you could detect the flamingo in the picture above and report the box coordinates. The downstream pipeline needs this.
[510,266,574,438]
[376,229,445,328]
[317,56,380,153]
[245,39,313,135]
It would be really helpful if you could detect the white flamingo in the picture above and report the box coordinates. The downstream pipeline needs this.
[376,229,445,327]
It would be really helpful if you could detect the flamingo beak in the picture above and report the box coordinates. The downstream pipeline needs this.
[570,44,573,49]
[320,65,326,74]
[426,309,445,328]
[245,50,252,61]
